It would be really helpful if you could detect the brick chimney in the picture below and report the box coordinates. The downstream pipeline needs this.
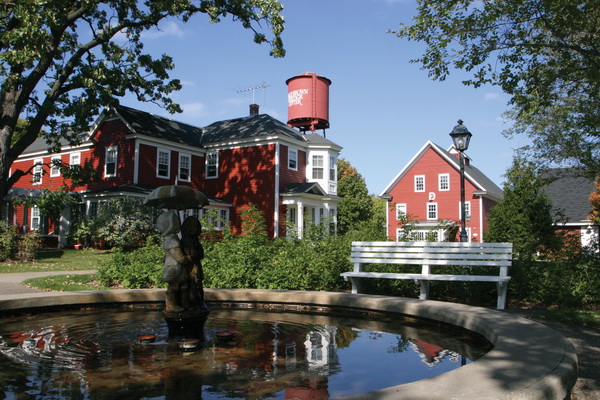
[249,104,259,116]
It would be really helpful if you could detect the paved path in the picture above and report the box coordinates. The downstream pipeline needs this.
[0,271,597,399]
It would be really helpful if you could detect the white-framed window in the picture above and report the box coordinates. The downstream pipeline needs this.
[459,201,471,219]
[329,156,337,181]
[105,146,118,177]
[179,153,191,182]
[156,149,170,179]
[396,203,407,220]
[70,152,81,167]
[438,173,450,191]
[32,159,43,185]
[206,151,218,178]
[427,202,438,220]
[414,175,425,192]
[50,156,61,177]
[31,207,41,230]
[88,201,98,217]
[312,155,324,179]
[287,206,297,224]
[288,148,298,170]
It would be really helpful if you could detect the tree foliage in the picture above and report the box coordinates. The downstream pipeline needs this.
[485,157,562,259]
[0,0,285,202]
[392,0,600,175]
[337,158,373,234]
[588,178,600,224]
[74,198,157,250]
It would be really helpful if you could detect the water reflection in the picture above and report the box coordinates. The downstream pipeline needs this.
[0,307,491,399]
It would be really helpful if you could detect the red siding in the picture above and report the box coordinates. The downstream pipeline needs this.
[386,148,487,242]
[204,144,277,236]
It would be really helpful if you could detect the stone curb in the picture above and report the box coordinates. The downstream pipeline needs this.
[0,288,577,399]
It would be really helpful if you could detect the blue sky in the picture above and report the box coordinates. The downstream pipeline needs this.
[120,0,528,194]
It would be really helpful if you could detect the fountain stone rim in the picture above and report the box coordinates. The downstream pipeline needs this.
[0,288,577,400]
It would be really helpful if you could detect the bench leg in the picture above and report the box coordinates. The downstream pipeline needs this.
[496,282,508,310]
[349,277,362,294]
[416,280,430,300]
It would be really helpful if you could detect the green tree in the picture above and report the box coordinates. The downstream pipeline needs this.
[392,0,600,175]
[24,186,80,231]
[337,158,373,234]
[485,157,562,259]
[74,198,157,250]
[0,0,285,204]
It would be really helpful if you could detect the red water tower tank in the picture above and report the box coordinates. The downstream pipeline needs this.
[286,72,331,132]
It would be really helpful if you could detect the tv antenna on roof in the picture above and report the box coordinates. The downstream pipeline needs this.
[236,82,271,104]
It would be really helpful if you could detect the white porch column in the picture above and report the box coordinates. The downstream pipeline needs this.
[297,201,304,239]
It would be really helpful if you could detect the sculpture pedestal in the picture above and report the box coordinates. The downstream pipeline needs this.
[164,305,209,339]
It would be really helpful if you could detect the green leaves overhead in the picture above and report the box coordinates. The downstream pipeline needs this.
[392,0,600,175]
[0,0,285,201]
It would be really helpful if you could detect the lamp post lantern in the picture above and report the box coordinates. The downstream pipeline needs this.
[449,120,472,242]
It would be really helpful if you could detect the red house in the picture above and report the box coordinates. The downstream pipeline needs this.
[380,140,503,242]
[7,104,342,246]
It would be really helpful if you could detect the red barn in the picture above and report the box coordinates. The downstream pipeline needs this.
[380,141,503,242]
[7,104,342,246]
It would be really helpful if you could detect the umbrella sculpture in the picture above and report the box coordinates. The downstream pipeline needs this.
[143,185,209,210]
[144,185,210,336]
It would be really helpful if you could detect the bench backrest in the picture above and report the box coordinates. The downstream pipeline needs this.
[351,241,512,275]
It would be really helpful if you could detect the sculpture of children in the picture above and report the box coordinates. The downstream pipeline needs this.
[157,210,191,314]
[180,216,205,309]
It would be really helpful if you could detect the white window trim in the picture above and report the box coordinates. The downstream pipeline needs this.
[427,202,438,220]
[50,156,61,177]
[329,155,337,182]
[31,206,41,230]
[32,158,43,185]
[105,146,118,178]
[206,151,219,179]
[459,201,471,219]
[414,175,425,192]
[178,153,191,182]
[156,148,171,179]
[70,152,81,167]
[438,173,450,191]
[396,203,407,220]
[288,148,298,171]
[312,155,324,180]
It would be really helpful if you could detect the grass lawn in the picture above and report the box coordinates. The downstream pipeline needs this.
[23,274,113,291]
[536,309,600,329]
[0,249,110,273]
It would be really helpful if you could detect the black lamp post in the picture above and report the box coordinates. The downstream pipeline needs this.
[449,120,472,242]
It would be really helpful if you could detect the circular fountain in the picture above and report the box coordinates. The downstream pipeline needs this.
[0,288,577,399]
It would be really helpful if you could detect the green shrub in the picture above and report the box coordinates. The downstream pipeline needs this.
[73,198,157,250]
[17,232,42,261]
[98,245,165,289]
[0,221,18,261]
[509,255,599,308]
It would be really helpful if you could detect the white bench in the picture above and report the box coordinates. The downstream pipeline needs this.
[341,241,512,309]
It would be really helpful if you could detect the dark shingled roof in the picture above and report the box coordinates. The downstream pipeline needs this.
[113,105,204,147]
[542,168,596,223]
[201,114,306,144]
[281,182,326,195]
[437,145,504,200]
